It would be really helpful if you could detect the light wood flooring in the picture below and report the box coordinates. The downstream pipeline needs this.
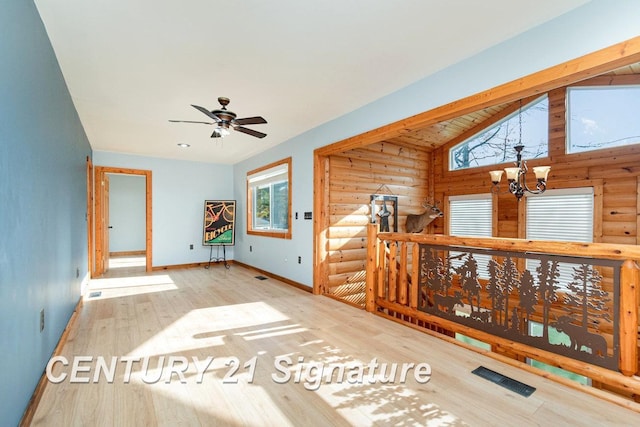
[30,263,640,426]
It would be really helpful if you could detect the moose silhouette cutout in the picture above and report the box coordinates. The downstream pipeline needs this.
[434,291,463,313]
[552,315,608,358]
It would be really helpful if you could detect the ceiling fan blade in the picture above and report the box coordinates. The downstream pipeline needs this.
[191,104,221,122]
[169,120,214,125]
[234,116,267,126]
[235,126,267,139]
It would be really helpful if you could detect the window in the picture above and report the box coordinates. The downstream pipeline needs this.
[247,158,291,239]
[449,194,493,277]
[450,194,493,348]
[567,85,640,154]
[525,188,593,289]
[527,320,589,385]
[450,96,548,171]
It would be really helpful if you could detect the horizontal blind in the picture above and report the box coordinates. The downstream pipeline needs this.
[248,163,288,187]
[526,189,593,242]
[526,188,593,290]
[449,195,492,277]
[450,196,493,237]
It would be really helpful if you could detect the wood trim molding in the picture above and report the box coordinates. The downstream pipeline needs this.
[315,36,640,157]
[19,297,84,427]
[86,157,94,278]
[246,157,292,240]
[312,37,640,298]
[110,250,146,256]
[94,166,152,274]
[233,260,313,293]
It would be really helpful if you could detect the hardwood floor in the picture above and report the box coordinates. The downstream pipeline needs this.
[30,264,640,426]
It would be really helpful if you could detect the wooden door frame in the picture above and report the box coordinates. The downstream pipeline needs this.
[93,166,152,275]
[86,157,94,278]
[312,37,640,295]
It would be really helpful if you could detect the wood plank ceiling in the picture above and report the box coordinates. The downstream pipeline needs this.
[385,63,640,152]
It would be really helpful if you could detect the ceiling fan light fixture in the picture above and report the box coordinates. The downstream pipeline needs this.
[212,127,231,138]
[173,97,267,139]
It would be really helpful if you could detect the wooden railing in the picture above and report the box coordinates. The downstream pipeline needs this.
[365,223,640,395]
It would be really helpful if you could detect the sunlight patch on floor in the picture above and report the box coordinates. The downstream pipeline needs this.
[235,323,308,341]
[127,302,292,357]
[109,255,146,269]
[87,274,178,299]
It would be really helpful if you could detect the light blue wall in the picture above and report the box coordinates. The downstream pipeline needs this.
[3,0,640,423]
[0,1,92,424]
[233,0,640,288]
[93,151,235,266]
[109,174,146,253]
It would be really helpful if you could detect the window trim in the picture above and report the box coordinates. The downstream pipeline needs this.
[246,157,292,239]
[518,181,603,241]
[566,84,640,155]
[523,186,596,292]
[447,193,494,279]
[446,193,494,237]
[448,95,549,172]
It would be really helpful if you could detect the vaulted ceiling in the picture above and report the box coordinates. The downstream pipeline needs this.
[385,62,640,153]
[35,0,589,164]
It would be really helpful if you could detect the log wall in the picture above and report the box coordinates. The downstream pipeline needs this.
[433,85,640,248]
[431,82,640,381]
[326,141,431,299]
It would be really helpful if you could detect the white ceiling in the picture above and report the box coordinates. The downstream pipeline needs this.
[35,0,589,164]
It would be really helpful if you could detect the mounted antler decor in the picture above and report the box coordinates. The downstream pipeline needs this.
[405,200,443,233]
[488,101,550,200]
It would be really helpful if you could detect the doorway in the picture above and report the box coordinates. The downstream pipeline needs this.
[93,166,152,276]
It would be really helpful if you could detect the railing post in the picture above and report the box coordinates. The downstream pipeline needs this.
[619,259,639,376]
[410,242,420,310]
[365,223,379,312]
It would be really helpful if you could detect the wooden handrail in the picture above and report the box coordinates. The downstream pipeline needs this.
[366,223,640,390]
[379,232,640,261]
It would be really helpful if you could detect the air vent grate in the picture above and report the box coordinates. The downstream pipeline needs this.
[88,291,102,298]
[255,276,268,281]
[472,366,536,397]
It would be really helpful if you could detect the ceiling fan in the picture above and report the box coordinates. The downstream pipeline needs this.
[170,97,267,139]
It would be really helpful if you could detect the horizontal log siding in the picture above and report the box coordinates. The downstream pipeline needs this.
[433,85,640,374]
[328,141,431,293]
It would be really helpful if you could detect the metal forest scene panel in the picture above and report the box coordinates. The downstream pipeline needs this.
[203,200,236,245]
[417,245,620,370]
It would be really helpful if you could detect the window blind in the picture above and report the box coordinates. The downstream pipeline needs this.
[449,195,492,277]
[526,188,593,290]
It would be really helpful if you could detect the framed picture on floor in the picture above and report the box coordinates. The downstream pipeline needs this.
[203,200,236,245]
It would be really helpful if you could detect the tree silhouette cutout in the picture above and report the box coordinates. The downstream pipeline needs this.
[537,259,561,341]
[502,257,519,327]
[487,258,505,325]
[564,264,610,327]
[457,253,482,313]
[518,269,538,331]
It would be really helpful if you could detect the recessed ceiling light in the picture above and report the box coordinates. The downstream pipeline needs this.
[177,143,190,148]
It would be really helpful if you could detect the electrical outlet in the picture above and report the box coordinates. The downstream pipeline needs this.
[190,244,194,250]
[295,212,299,220]
[298,256,301,264]
[40,309,45,332]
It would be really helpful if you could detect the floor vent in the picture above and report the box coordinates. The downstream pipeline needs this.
[472,366,536,397]
[88,291,102,298]
[255,275,268,280]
